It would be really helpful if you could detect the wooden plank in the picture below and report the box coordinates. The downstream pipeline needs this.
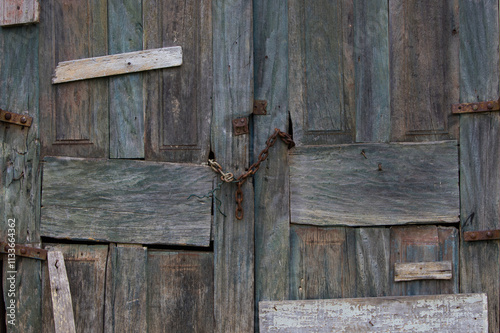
[354,0,390,143]
[212,0,254,331]
[288,0,355,145]
[147,251,214,333]
[259,293,488,333]
[0,0,40,26]
[108,0,144,159]
[41,157,213,246]
[144,0,212,163]
[104,244,147,332]
[47,251,76,333]
[395,261,452,282]
[289,142,459,226]
[389,0,459,142]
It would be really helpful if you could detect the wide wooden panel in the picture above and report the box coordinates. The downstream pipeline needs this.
[0,0,40,26]
[41,157,213,246]
[389,0,459,141]
[39,0,108,158]
[259,294,488,333]
[147,251,214,333]
[289,0,355,145]
[290,142,459,226]
[144,0,212,163]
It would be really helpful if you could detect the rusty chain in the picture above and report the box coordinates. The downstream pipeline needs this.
[208,128,295,220]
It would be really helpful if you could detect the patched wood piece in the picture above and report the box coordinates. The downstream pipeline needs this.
[290,141,459,226]
[0,0,40,26]
[394,261,452,282]
[41,157,213,246]
[259,294,488,332]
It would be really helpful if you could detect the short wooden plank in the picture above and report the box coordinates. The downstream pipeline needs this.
[259,293,488,333]
[290,142,459,226]
[0,0,40,26]
[47,251,76,333]
[395,261,452,282]
[53,47,182,84]
[41,157,213,246]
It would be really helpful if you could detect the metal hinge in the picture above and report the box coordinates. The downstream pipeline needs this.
[253,100,267,115]
[452,98,500,114]
[0,108,33,127]
[0,242,47,260]
[232,117,249,136]
[464,230,500,242]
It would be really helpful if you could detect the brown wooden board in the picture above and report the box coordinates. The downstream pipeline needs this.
[147,250,214,333]
[290,142,459,226]
[0,0,40,26]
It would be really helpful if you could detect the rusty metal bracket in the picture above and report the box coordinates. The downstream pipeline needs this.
[253,100,267,115]
[0,242,47,260]
[233,117,249,136]
[464,230,500,242]
[452,98,500,114]
[0,108,33,127]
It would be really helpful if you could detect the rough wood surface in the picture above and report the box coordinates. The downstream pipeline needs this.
[41,157,213,246]
[147,250,214,333]
[389,0,459,142]
[0,0,40,26]
[290,142,459,226]
[394,261,453,282]
[47,251,76,333]
[144,0,212,164]
[259,294,488,332]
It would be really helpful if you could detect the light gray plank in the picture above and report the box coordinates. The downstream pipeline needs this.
[290,142,459,226]
[41,157,213,246]
[259,294,488,333]
[0,0,40,26]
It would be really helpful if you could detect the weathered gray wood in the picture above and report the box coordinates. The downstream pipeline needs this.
[104,244,147,332]
[147,250,214,333]
[39,0,108,158]
[41,157,213,246]
[0,0,40,26]
[389,0,459,142]
[288,0,355,145]
[394,261,452,282]
[108,0,144,159]
[47,251,76,333]
[259,294,488,333]
[212,0,254,331]
[290,142,459,226]
[144,0,212,164]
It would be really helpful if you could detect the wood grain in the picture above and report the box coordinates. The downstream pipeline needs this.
[290,142,459,226]
[394,261,452,282]
[0,0,40,26]
[259,294,488,332]
[41,157,213,246]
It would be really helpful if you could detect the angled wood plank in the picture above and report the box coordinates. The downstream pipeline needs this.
[394,261,452,282]
[290,142,459,226]
[52,47,182,84]
[0,0,40,26]
[259,294,488,333]
[41,157,213,246]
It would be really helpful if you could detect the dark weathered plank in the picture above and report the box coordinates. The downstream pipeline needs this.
[354,0,390,143]
[389,0,459,142]
[41,157,213,246]
[144,0,212,163]
[288,0,355,145]
[259,294,488,333]
[0,0,40,26]
[104,244,147,332]
[212,0,254,331]
[39,0,108,158]
[290,142,459,226]
[147,250,214,333]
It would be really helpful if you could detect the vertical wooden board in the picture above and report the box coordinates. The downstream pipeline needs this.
[144,0,212,163]
[0,0,40,26]
[42,244,108,333]
[147,251,214,333]
[288,0,355,145]
[104,244,147,332]
[108,0,144,159]
[389,0,459,142]
[39,0,108,158]
[354,0,390,143]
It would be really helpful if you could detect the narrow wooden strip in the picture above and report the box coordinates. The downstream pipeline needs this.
[47,251,76,333]
[259,294,488,333]
[394,261,452,282]
[52,46,182,84]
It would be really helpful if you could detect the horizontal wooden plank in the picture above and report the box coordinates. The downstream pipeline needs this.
[290,141,459,226]
[394,261,452,282]
[259,293,488,332]
[41,157,213,246]
[52,46,182,84]
[0,0,40,26]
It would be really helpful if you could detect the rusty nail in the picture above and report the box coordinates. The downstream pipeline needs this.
[473,105,479,111]
[20,116,27,124]
[378,163,383,171]
[487,103,493,110]
[55,260,59,269]
[240,118,245,124]
[361,150,367,159]
[4,113,12,120]
[20,248,27,255]
[487,231,493,238]
[469,233,476,239]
